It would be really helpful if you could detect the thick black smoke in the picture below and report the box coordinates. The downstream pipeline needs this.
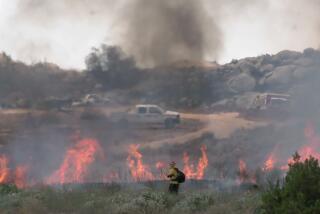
[119,0,222,67]
[8,0,320,68]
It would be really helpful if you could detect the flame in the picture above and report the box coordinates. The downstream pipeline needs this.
[300,122,320,160]
[283,122,320,168]
[0,155,9,183]
[263,153,276,171]
[197,145,209,179]
[127,144,154,181]
[14,165,28,188]
[156,161,166,170]
[183,152,196,178]
[237,159,256,184]
[183,145,208,180]
[264,122,320,172]
[238,159,248,184]
[0,156,29,188]
[47,138,102,184]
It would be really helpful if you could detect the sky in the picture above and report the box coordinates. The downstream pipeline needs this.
[0,0,319,69]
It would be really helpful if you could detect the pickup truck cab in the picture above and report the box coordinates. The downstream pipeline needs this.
[251,93,291,110]
[111,105,180,128]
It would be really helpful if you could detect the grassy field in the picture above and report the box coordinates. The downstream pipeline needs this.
[0,183,261,214]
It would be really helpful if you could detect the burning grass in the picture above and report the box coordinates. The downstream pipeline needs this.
[0,121,313,188]
[0,107,319,192]
[261,121,320,171]
[183,145,208,180]
[46,138,104,184]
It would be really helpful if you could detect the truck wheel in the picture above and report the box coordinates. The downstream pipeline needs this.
[165,119,174,129]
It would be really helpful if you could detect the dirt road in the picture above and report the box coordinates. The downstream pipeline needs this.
[141,112,268,149]
[0,107,269,152]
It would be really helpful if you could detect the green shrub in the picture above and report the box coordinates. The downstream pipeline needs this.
[171,192,215,214]
[109,191,170,214]
[0,184,19,195]
[261,153,320,213]
[0,186,259,213]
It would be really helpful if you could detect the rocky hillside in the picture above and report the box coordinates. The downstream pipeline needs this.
[1,46,320,112]
[121,48,320,111]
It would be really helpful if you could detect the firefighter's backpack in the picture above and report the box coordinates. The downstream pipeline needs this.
[175,168,185,183]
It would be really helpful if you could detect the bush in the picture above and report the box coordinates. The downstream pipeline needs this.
[0,184,19,195]
[85,45,142,89]
[261,153,320,213]
[171,192,215,214]
[0,186,260,213]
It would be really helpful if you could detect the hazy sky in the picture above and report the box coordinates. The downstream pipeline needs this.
[0,0,319,69]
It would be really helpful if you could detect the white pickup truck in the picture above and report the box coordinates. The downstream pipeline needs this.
[110,105,180,128]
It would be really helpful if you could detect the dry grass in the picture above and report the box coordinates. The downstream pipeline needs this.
[0,184,261,214]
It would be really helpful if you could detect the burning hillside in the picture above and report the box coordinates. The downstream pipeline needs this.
[0,31,320,192]
[0,117,318,189]
[0,136,210,187]
[1,1,320,213]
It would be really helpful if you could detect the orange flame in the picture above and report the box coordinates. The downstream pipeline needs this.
[265,122,320,172]
[183,145,208,180]
[155,161,166,170]
[263,153,276,171]
[301,122,320,160]
[0,155,9,184]
[47,138,102,184]
[237,159,256,184]
[197,145,209,179]
[183,152,196,178]
[127,144,154,181]
[238,159,248,184]
[14,165,28,188]
[283,122,320,168]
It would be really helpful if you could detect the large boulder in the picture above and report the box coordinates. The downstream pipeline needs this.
[303,48,320,63]
[264,65,296,85]
[228,73,256,93]
[303,48,319,57]
[238,60,257,75]
[260,64,274,74]
[293,66,319,80]
[211,92,260,111]
[273,50,302,62]
[294,57,314,67]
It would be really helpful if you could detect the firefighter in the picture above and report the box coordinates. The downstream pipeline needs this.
[167,161,179,194]
[253,95,262,110]
[253,94,267,110]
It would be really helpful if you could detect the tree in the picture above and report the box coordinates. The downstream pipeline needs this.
[85,45,141,89]
[261,153,320,213]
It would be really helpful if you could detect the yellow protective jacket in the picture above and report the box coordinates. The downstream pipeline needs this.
[167,167,179,184]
